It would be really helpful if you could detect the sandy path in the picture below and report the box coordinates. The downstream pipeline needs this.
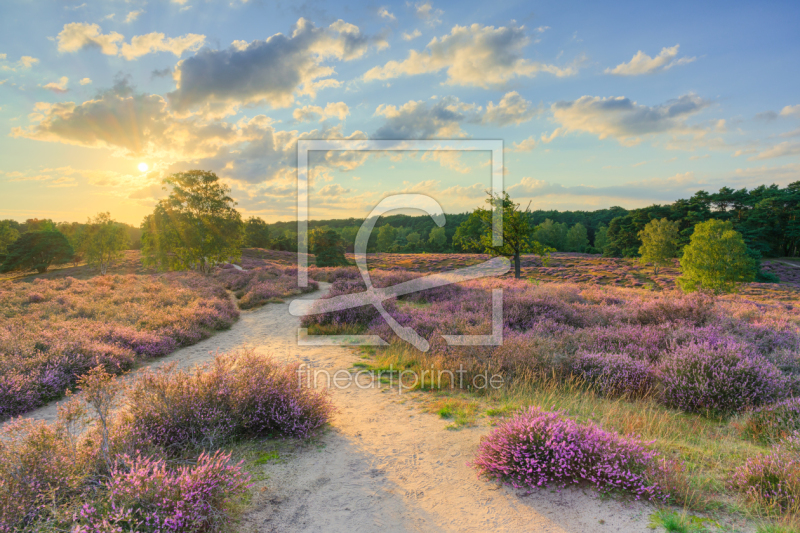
[15,283,656,532]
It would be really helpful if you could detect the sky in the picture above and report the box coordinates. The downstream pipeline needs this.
[1,0,799,225]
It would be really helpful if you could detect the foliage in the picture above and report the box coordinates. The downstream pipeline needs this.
[639,218,679,274]
[0,221,19,255]
[428,226,447,250]
[743,399,800,445]
[80,212,128,275]
[593,223,609,252]
[678,219,757,294]
[0,273,238,419]
[376,224,397,252]
[310,228,349,267]
[243,216,272,248]
[565,222,589,252]
[456,191,554,278]
[0,230,73,273]
[472,407,667,501]
[731,434,800,515]
[659,341,787,416]
[141,170,243,274]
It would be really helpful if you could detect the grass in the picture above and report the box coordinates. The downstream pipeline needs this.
[426,395,481,429]
[648,510,720,532]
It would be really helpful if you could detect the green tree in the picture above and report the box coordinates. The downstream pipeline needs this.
[533,219,568,251]
[565,223,589,252]
[593,224,609,253]
[141,170,243,273]
[0,231,74,273]
[81,212,128,275]
[0,220,20,254]
[456,191,553,278]
[638,218,679,274]
[310,228,349,266]
[22,218,56,233]
[428,226,447,250]
[452,214,485,252]
[677,220,756,294]
[406,232,421,246]
[376,224,397,252]
[339,226,360,253]
[243,217,272,248]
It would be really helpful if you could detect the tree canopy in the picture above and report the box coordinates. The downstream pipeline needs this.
[638,218,679,274]
[141,170,243,273]
[0,231,74,273]
[80,212,128,275]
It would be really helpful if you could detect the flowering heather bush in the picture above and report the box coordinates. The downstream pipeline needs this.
[0,274,238,419]
[213,262,318,309]
[122,349,333,451]
[472,407,667,501]
[659,341,788,416]
[731,433,800,514]
[75,451,251,533]
[572,352,655,398]
[742,399,800,444]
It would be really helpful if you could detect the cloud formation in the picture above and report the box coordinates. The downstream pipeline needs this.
[42,76,69,93]
[167,18,386,117]
[0,53,40,71]
[372,96,481,139]
[363,23,576,88]
[750,141,800,160]
[781,105,800,118]
[56,22,205,60]
[483,91,538,126]
[293,101,350,122]
[549,94,710,146]
[605,45,696,76]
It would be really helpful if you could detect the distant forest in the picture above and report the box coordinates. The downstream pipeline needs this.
[2,182,798,260]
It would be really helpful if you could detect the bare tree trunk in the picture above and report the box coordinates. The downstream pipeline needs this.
[514,251,521,279]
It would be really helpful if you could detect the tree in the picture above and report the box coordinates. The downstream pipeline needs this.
[141,170,243,273]
[376,224,397,252]
[339,226,360,253]
[310,228,349,266]
[565,223,589,252]
[0,231,73,273]
[81,213,128,275]
[593,224,609,253]
[456,191,553,278]
[406,232,421,246]
[0,220,20,254]
[533,219,568,251]
[677,220,756,294]
[638,218,679,274]
[428,226,447,250]
[243,217,272,248]
[452,215,485,252]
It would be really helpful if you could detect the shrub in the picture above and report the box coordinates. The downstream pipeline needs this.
[742,399,800,445]
[123,350,333,451]
[659,341,788,416]
[472,407,667,501]
[731,434,800,515]
[75,451,251,533]
[572,352,655,398]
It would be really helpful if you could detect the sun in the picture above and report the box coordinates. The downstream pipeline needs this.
[138,162,149,172]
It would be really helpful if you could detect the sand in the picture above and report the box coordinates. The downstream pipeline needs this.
[14,283,660,532]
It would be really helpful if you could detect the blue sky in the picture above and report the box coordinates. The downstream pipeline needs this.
[1,0,799,224]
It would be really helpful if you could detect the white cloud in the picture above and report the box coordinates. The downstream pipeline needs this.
[605,44,696,76]
[780,105,800,118]
[79,77,92,85]
[508,172,703,202]
[293,102,350,122]
[168,18,385,116]
[57,23,124,55]
[373,96,481,139]
[413,1,443,26]
[317,183,352,196]
[42,76,69,93]
[57,22,205,60]
[750,141,800,160]
[119,32,205,60]
[378,7,396,20]
[0,53,40,72]
[125,10,144,23]
[549,94,710,146]
[402,29,422,41]
[482,91,538,126]
[364,23,577,88]
[511,136,537,152]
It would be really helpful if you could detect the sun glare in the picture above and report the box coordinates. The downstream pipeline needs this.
[138,162,149,172]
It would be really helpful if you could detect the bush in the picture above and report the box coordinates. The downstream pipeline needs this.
[659,341,788,416]
[742,399,800,445]
[472,407,667,501]
[76,451,251,532]
[731,434,800,515]
[123,350,333,451]
[0,230,73,274]
[572,352,655,398]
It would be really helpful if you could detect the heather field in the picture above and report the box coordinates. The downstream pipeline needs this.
[303,266,800,526]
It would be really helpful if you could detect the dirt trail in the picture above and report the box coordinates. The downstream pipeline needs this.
[17,283,656,532]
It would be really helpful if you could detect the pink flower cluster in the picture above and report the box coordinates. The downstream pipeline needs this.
[213,262,318,309]
[472,407,668,501]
